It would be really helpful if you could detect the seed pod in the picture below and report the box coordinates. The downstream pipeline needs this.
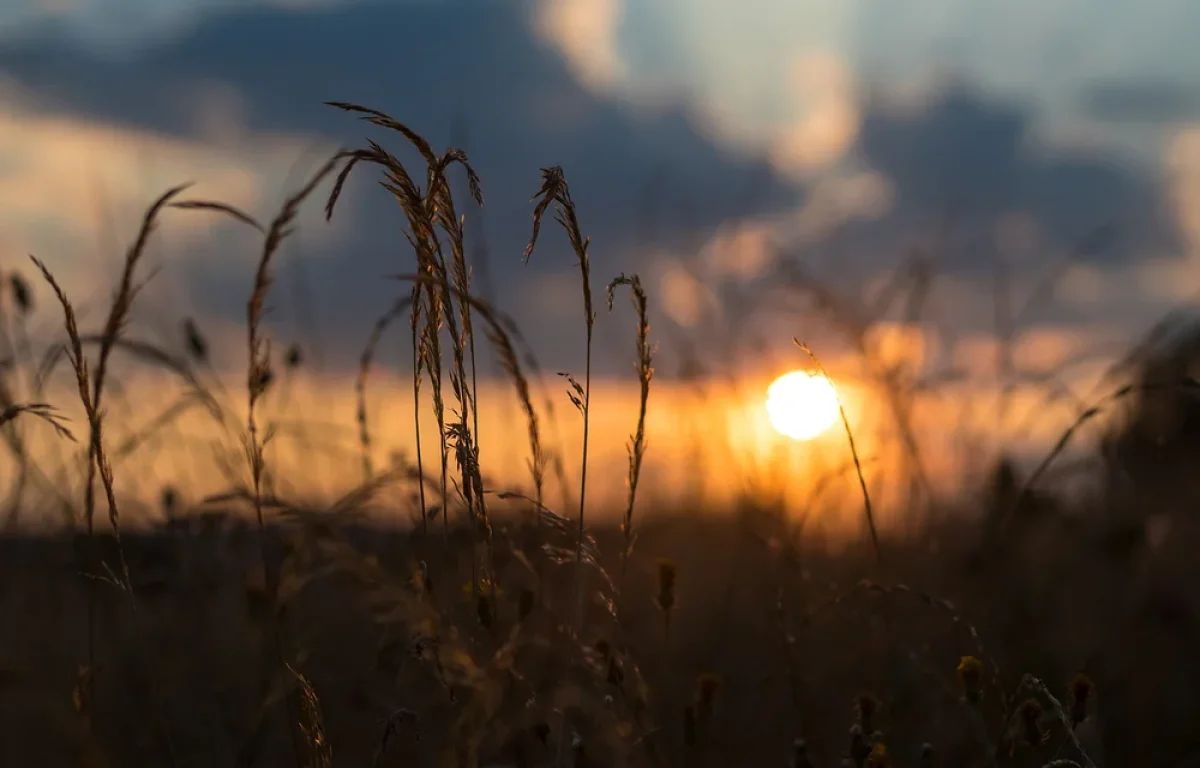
[957,656,984,705]
[919,742,935,768]
[866,743,889,768]
[696,673,720,720]
[606,655,624,686]
[656,560,677,636]
[9,272,31,315]
[254,365,275,393]
[857,693,881,734]
[161,485,178,520]
[849,724,871,764]
[1021,699,1046,746]
[593,639,611,660]
[1068,673,1093,727]
[183,317,208,362]
[285,343,303,370]
[792,738,814,768]
[418,561,433,595]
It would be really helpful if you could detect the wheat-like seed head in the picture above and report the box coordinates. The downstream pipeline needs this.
[0,402,75,442]
[30,256,132,592]
[607,272,654,590]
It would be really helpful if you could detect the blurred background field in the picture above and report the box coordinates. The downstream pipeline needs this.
[4,1,1200,767]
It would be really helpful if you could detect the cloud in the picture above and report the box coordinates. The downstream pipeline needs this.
[1084,81,1200,124]
[538,0,1200,170]
[1166,126,1200,254]
[0,81,330,331]
[0,0,797,372]
[614,78,1186,393]
[682,167,892,290]
[534,0,626,91]
[855,85,1173,265]
[689,84,1172,307]
[1059,257,1199,310]
[701,219,774,281]
[0,0,353,53]
[6,0,1200,515]
[783,169,893,244]
[0,0,1193,390]
[536,0,863,178]
[863,321,932,373]
[767,53,860,178]
[657,259,718,328]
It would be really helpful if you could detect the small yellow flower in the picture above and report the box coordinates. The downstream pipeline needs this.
[957,655,984,703]
[461,578,503,599]
[866,743,890,768]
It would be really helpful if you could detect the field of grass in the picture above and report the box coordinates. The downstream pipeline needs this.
[2,101,1200,768]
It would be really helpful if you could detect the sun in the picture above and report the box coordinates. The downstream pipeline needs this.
[766,370,840,441]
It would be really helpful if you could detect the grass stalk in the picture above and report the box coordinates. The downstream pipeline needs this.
[242,152,345,767]
[606,273,653,594]
[525,166,595,624]
[793,339,880,566]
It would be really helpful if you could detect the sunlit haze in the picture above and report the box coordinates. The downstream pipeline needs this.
[0,0,1194,530]
[765,370,840,441]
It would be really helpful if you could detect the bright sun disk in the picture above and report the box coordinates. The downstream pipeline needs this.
[766,370,840,441]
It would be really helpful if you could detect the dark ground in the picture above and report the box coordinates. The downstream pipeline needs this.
[2,487,1199,768]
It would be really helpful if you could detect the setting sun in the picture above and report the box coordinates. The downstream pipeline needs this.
[766,370,840,441]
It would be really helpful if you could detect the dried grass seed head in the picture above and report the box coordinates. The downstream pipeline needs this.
[285,344,303,369]
[857,692,881,731]
[793,738,813,768]
[849,723,871,762]
[9,271,31,314]
[866,743,890,768]
[606,654,624,686]
[1014,698,1048,748]
[593,639,612,660]
[182,317,208,362]
[957,655,984,703]
[160,486,178,519]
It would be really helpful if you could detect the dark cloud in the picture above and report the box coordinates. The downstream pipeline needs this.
[1083,80,1200,124]
[0,0,797,372]
[0,1,796,235]
[853,85,1176,273]
[755,85,1185,352]
[0,6,1183,373]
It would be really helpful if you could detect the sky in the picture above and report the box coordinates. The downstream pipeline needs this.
[1,0,1199,515]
